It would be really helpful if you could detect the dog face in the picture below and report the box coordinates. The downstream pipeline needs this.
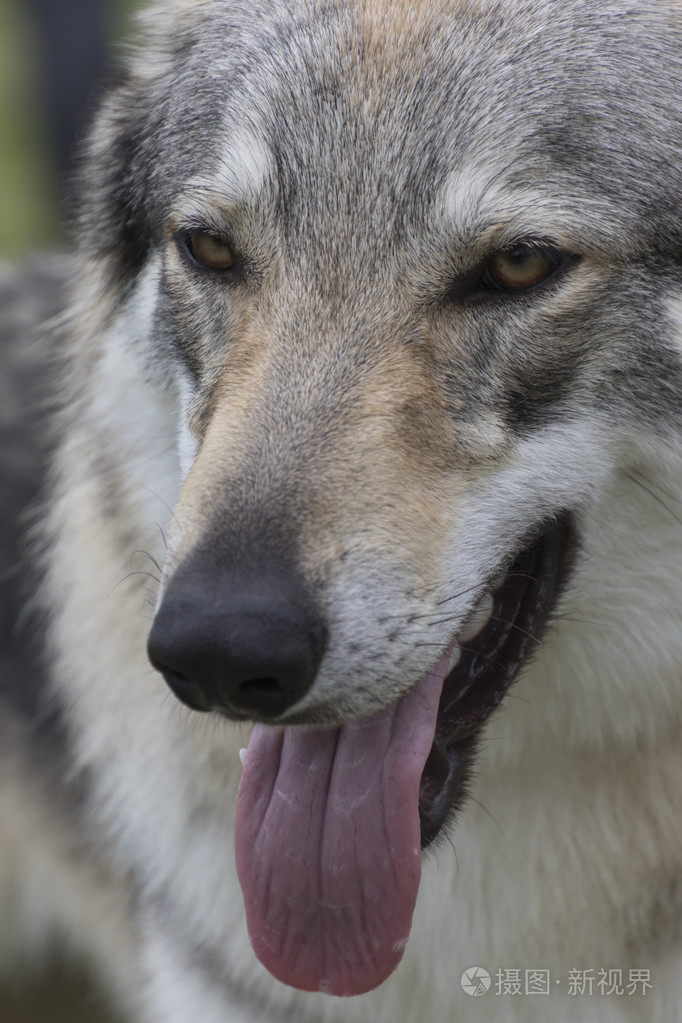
[100,2,675,716]
[73,0,682,996]
[87,0,682,765]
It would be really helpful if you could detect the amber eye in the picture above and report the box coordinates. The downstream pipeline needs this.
[186,230,235,271]
[483,244,560,292]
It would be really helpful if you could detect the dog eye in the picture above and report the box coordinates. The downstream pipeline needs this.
[186,230,235,271]
[482,244,560,292]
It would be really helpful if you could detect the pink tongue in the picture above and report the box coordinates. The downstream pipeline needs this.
[234,653,449,997]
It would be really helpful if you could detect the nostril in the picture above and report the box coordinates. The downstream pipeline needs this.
[236,676,303,715]
[159,666,211,713]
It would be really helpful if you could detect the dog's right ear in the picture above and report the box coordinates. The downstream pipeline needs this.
[71,75,159,287]
[69,20,235,293]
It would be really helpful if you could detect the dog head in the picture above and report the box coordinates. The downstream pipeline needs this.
[76,0,682,996]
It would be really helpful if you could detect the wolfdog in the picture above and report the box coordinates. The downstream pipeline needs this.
[2,0,682,1020]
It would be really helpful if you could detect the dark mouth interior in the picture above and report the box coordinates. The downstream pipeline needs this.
[418,515,573,848]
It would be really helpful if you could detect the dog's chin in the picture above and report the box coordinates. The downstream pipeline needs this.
[419,514,574,847]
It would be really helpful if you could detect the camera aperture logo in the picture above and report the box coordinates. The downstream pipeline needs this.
[461,966,492,996]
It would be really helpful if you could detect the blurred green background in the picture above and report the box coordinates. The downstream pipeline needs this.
[0,0,139,256]
[1,7,142,1018]
[0,0,56,253]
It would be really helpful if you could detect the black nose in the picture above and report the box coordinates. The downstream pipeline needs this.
[147,558,325,720]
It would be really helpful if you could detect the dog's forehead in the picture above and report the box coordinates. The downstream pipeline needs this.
[161,1,680,216]
[120,0,682,277]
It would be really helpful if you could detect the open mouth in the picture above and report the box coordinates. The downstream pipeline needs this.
[234,514,573,998]
[419,513,573,847]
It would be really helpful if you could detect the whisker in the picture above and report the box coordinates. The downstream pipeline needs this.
[554,612,619,631]
[140,485,181,532]
[487,614,538,644]
[625,470,682,526]
[151,521,169,551]
[434,582,483,608]
[468,795,504,838]
[131,548,163,573]
[107,570,161,598]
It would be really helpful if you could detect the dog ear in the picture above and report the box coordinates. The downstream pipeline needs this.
[69,39,230,291]
[71,77,160,286]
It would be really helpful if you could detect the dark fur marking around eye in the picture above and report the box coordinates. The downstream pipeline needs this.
[449,244,578,306]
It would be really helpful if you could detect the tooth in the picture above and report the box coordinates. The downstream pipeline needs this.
[239,748,248,767]
[458,591,494,644]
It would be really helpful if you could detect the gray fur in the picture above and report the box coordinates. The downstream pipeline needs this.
[3,2,682,1020]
